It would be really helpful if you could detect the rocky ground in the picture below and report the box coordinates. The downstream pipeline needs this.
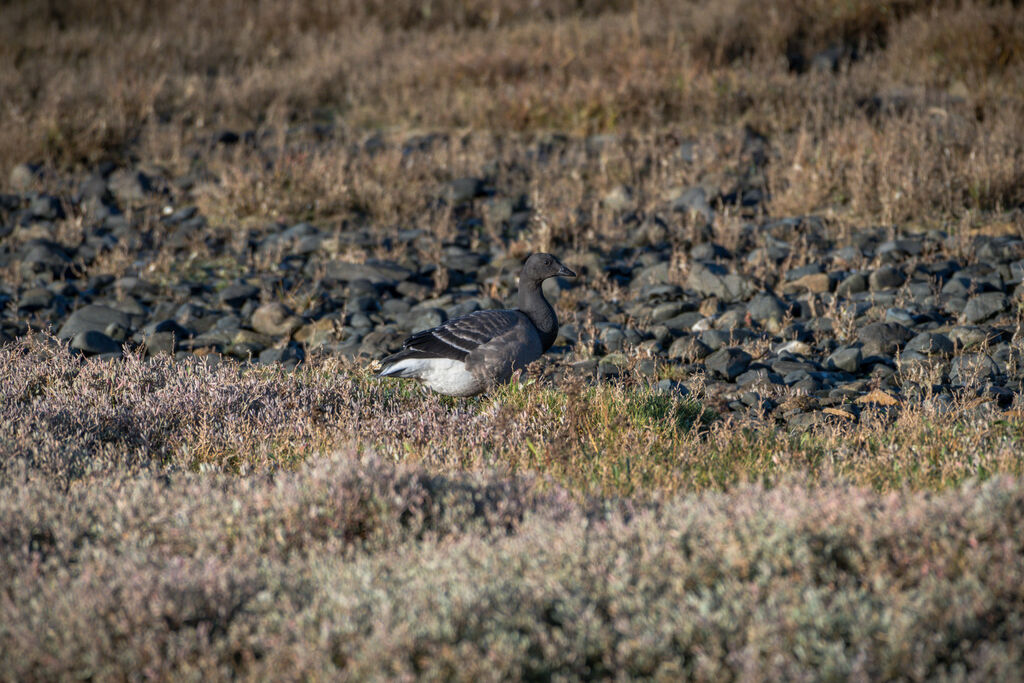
[3,130,1022,429]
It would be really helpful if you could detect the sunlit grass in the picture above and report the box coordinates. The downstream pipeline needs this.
[7,337,1021,498]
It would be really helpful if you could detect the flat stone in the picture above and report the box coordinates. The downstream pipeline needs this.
[599,326,626,352]
[602,184,635,211]
[58,304,132,340]
[668,186,713,223]
[884,308,915,326]
[259,346,304,366]
[18,287,54,312]
[9,162,42,190]
[655,379,690,397]
[950,354,999,386]
[962,292,1008,324]
[949,325,1000,350]
[630,262,671,290]
[782,272,832,294]
[869,266,906,291]
[836,272,868,296]
[786,411,829,430]
[20,241,71,276]
[746,293,789,326]
[145,331,177,356]
[905,332,954,358]
[219,283,260,308]
[107,169,152,203]
[145,319,193,339]
[704,347,752,380]
[398,307,446,333]
[232,329,274,349]
[251,302,302,337]
[686,262,756,303]
[325,260,413,285]
[71,330,122,356]
[29,195,64,220]
[444,177,486,204]
[662,312,705,333]
[667,335,711,362]
[857,322,913,356]
[294,318,340,348]
[651,301,685,322]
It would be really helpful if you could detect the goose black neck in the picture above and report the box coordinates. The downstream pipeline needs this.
[518,278,558,350]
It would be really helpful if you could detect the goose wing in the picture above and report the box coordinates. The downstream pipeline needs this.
[382,309,526,364]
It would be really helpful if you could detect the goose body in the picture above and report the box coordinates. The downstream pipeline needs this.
[378,253,575,396]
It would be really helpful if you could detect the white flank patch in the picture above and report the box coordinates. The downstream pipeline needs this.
[381,358,480,396]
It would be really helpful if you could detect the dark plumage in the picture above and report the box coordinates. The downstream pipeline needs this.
[378,253,576,396]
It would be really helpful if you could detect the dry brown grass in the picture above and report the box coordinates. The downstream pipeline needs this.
[3,335,1022,497]
[4,0,1023,234]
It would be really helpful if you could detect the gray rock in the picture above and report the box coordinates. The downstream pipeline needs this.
[669,186,713,223]
[949,325,1000,350]
[105,321,129,342]
[107,169,152,203]
[700,328,753,351]
[857,322,913,356]
[686,262,756,303]
[667,335,711,362]
[251,302,302,337]
[690,243,731,261]
[829,347,862,376]
[443,248,487,273]
[704,347,752,380]
[58,305,132,340]
[29,195,64,221]
[542,276,573,301]
[869,266,906,291]
[570,359,600,377]
[836,272,868,296]
[382,299,412,317]
[905,332,954,358]
[662,312,705,333]
[444,177,486,204]
[602,184,634,211]
[962,292,1008,324]
[630,262,670,290]
[18,287,54,312]
[71,330,122,356]
[325,260,412,285]
[628,215,669,247]
[399,307,446,333]
[884,308,915,326]
[950,354,999,386]
[219,283,260,308]
[735,368,781,387]
[20,241,71,277]
[9,163,42,190]
[651,301,685,322]
[772,358,818,374]
[944,268,1003,296]
[655,379,690,397]
[145,331,177,356]
[787,411,829,430]
[785,263,823,281]
[746,293,789,326]
[146,319,193,339]
[599,326,626,352]
[597,359,622,379]
[259,346,304,366]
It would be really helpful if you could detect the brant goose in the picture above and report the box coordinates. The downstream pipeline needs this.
[378,253,575,396]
